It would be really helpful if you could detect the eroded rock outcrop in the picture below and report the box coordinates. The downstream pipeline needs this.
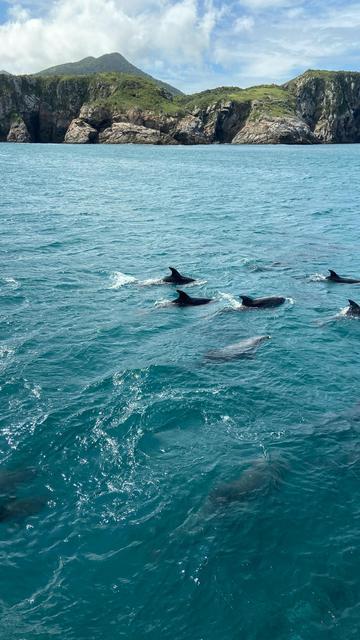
[6,117,31,142]
[288,71,360,143]
[232,115,318,145]
[0,75,88,142]
[98,122,176,144]
[64,118,98,143]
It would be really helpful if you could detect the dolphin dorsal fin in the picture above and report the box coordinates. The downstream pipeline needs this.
[241,296,254,306]
[329,270,339,278]
[349,299,360,310]
[169,267,182,277]
[176,289,192,303]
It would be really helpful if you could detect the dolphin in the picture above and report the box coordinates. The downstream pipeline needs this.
[240,295,286,308]
[346,299,360,317]
[326,270,360,284]
[178,454,287,535]
[162,267,195,285]
[172,290,212,306]
[0,496,46,523]
[209,456,287,506]
[204,335,270,362]
[0,467,36,497]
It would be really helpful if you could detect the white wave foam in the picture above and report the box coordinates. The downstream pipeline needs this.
[32,385,42,399]
[339,306,349,317]
[309,273,327,282]
[4,277,20,289]
[154,298,172,308]
[338,305,359,318]
[139,278,165,286]
[109,272,137,289]
[0,345,14,358]
[139,277,207,287]
[286,297,295,305]
[218,292,243,309]
[188,279,207,287]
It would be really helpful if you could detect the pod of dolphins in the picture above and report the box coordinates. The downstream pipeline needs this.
[165,264,360,509]
[1,265,359,525]
[167,266,360,319]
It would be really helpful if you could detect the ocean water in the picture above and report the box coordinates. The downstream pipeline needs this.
[1,143,360,640]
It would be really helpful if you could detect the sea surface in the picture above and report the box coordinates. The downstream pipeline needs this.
[1,143,360,640]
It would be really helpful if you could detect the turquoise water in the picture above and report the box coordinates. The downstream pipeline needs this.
[1,143,360,639]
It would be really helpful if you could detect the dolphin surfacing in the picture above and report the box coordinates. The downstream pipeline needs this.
[346,299,360,317]
[163,267,195,285]
[0,467,36,497]
[173,290,212,306]
[209,456,286,506]
[204,335,270,362]
[327,270,360,284]
[241,295,286,308]
[0,497,46,523]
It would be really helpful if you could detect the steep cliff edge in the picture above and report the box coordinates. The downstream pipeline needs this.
[286,70,360,143]
[2,70,360,145]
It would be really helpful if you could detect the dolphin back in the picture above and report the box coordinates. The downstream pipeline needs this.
[241,296,254,306]
[169,267,182,278]
[0,496,46,523]
[175,290,192,304]
[209,455,287,506]
[348,299,360,314]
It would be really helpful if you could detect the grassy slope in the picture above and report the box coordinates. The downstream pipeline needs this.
[178,84,295,119]
[4,70,360,121]
[87,73,183,115]
[85,74,297,118]
[36,53,183,97]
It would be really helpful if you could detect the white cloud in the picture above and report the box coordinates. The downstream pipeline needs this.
[0,0,219,80]
[233,15,255,32]
[7,4,31,21]
[239,0,297,9]
[1,0,360,91]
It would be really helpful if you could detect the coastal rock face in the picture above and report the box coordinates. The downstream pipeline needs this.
[0,75,88,142]
[289,72,360,143]
[64,118,98,143]
[6,117,31,142]
[210,100,251,142]
[78,104,112,129]
[3,70,360,145]
[98,122,175,144]
[232,115,318,145]
[172,114,208,144]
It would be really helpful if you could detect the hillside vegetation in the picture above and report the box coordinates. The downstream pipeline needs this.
[2,68,360,144]
[36,52,182,97]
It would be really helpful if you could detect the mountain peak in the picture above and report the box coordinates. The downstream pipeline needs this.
[36,52,182,96]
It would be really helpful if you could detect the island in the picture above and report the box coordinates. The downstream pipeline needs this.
[1,55,360,145]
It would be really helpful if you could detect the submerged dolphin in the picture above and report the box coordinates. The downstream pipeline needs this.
[0,497,46,523]
[163,267,195,285]
[326,270,360,284]
[0,467,36,497]
[180,455,288,534]
[240,295,286,308]
[346,299,360,317]
[173,290,212,306]
[209,456,287,506]
[204,335,270,362]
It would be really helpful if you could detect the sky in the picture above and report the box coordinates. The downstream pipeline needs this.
[1,0,360,93]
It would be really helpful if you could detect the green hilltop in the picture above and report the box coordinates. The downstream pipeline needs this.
[35,52,182,97]
[80,73,298,119]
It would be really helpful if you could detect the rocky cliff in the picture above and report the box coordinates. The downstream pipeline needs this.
[2,70,360,145]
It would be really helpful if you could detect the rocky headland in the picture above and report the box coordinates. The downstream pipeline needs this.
[2,69,360,145]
